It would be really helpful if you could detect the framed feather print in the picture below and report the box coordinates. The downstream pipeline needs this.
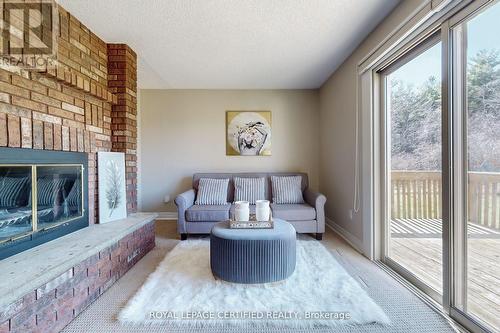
[97,152,127,223]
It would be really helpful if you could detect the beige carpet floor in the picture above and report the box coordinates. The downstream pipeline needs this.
[61,221,458,333]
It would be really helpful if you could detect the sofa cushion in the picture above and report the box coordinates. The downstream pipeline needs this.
[271,203,316,221]
[195,178,229,205]
[271,175,304,204]
[186,204,230,222]
[234,177,266,204]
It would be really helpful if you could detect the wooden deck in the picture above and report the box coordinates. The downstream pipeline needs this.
[390,219,500,330]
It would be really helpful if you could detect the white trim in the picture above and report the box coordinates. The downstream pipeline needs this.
[141,211,178,221]
[358,0,465,74]
[136,91,143,212]
[358,0,433,72]
[360,70,376,261]
[325,217,365,255]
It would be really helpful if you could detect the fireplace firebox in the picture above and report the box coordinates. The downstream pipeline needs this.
[0,148,88,259]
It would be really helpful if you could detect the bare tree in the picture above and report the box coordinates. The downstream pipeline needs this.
[390,50,500,172]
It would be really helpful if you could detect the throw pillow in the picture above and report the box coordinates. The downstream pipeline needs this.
[234,177,266,204]
[195,178,229,205]
[271,175,304,204]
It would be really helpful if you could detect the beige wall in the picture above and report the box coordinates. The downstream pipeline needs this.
[139,89,319,212]
[138,0,426,238]
[319,0,425,244]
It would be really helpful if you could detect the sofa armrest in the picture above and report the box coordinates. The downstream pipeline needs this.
[304,189,327,233]
[174,189,196,234]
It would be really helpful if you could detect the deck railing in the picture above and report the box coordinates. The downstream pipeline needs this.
[391,170,500,230]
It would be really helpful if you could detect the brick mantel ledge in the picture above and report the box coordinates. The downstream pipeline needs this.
[0,213,157,333]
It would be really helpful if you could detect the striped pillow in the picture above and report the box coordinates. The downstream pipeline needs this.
[234,177,265,204]
[0,177,29,207]
[195,178,229,205]
[271,176,304,204]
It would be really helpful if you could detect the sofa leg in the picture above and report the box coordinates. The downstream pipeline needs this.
[315,233,323,241]
[180,233,188,241]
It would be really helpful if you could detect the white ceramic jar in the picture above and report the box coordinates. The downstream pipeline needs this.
[255,200,270,221]
[234,201,250,221]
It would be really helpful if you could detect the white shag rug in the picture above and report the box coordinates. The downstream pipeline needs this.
[118,239,390,329]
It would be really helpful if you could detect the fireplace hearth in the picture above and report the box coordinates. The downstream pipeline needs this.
[0,148,88,259]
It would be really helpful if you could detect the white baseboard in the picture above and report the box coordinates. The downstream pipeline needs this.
[325,217,365,255]
[143,212,367,253]
[141,211,178,221]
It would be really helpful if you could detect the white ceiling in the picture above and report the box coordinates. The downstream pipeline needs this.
[57,0,400,89]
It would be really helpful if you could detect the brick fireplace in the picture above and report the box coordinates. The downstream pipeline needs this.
[0,3,154,333]
[0,4,138,225]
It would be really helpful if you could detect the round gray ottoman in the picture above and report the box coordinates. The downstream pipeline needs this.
[210,218,296,284]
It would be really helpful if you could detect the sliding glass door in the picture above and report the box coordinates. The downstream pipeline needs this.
[381,34,443,300]
[379,1,500,332]
[449,1,500,331]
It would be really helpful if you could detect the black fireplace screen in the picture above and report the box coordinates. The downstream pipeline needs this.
[0,148,88,259]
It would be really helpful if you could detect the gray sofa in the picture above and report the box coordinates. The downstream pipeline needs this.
[175,172,326,240]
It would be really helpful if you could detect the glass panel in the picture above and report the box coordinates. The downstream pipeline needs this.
[386,42,443,294]
[454,2,500,330]
[36,165,83,230]
[0,166,33,241]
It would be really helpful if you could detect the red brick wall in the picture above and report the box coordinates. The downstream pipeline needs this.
[0,4,137,223]
[107,45,138,213]
[0,221,155,333]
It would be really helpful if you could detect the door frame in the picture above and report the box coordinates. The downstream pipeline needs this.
[371,0,497,332]
[444,1,498,332]
[377,29,443,304]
